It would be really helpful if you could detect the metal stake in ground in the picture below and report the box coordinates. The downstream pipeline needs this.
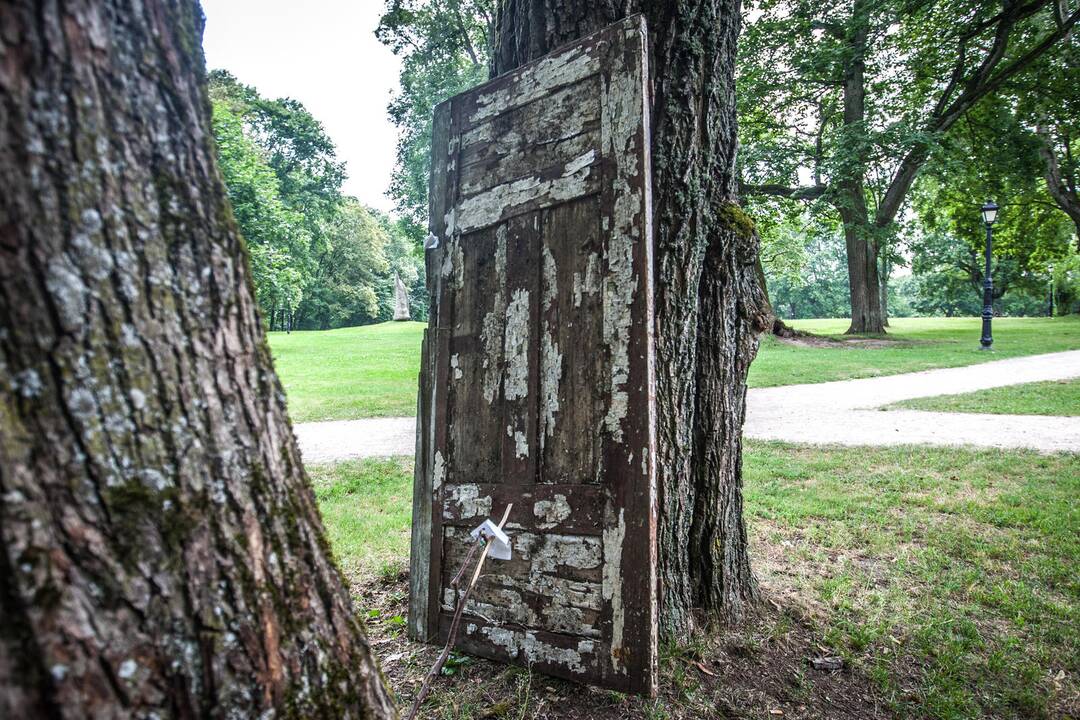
[406,504,513,720]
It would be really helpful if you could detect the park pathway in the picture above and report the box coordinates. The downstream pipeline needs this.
[293,349,1080,462]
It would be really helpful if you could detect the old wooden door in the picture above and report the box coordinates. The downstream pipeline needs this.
[409,15,657,695]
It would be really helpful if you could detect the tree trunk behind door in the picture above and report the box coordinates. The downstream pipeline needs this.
[836,0,885,335]
[493,0,770,637]
[0,1,393,717]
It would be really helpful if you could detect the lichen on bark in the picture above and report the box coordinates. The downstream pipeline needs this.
[0,1,394,716]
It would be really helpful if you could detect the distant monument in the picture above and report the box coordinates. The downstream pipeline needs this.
[393,273,411,321]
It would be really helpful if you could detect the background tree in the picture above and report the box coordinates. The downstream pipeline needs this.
[0,1,393,715]
[377,0,494,241]
[767,225,858,319]
[210,70,426,328]
[1013,25,1080,248]
[210,70,347,254]
[738,0,1079,333]
[299,200,390,330]
[211,95,312,322]
[908,96,1074,315]
[492,0,771,635]
[1053,254,1080,313]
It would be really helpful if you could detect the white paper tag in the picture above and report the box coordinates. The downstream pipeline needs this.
[470,519,512,560]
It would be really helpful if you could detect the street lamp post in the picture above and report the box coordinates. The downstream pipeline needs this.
[980,201,998,350]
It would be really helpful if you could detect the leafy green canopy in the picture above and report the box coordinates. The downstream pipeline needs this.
[739,0,1079,314]
[910,98,1073,313]
[212,96,311,316]
[376,0,492,238]
[208,71,425,329]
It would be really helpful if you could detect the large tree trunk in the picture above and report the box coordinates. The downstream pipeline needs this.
[493,0,770,637]
[837,0,885,335]
[840,208,884,334]
[0,1,393,717]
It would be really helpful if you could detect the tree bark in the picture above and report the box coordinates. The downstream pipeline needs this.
[836,0,885,335]
[0,1,394,717]
[493,0,770,637]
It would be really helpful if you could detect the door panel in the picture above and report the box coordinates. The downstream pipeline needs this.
[410,14,657,695]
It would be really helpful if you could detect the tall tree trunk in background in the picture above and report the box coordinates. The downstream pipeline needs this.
[493,0,770,637]
[836,0,885,335]
[840,207,883,334]
[0,1,393,717]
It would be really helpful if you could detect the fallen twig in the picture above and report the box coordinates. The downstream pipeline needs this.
[405,504,513,720]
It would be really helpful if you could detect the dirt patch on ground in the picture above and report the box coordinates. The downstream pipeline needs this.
[355,575,894,720]
[775,334,915,350]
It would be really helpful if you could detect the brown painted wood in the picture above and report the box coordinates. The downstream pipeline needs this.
[442,483,607,534]
[411,14,657,695]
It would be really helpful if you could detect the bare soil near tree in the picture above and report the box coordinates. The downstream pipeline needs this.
[357,574,892,720]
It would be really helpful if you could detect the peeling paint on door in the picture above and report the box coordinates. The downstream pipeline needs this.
[410,15,657,696]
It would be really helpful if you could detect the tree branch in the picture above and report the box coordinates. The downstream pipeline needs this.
[874,4,1080,228]
[740,181,829,200]
[810,20,845,39]
[959,0,1047,42]
[449,0,481,66]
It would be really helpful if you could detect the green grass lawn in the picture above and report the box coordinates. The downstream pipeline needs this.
[748,315,1080,387]
[271,317,1080,422]
[309,457,414,580]
[318,444,1080,720]
[269,321,425,422]
[889,377,1080,417]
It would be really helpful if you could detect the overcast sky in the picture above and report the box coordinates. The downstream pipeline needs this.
[200,0,402,213]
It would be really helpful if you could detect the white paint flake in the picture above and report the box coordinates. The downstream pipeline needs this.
[480,625,520,658]
[468,47,600,124]
[533,494,571,529]
[522,633,591,674]
[455,156,597,234]
[563,149,596,176]
[447,484,492,518]
[503,289,530,401]
[443,587,458,612]
[600,50,645,442]
[572,252,602,308]
[603,510,627,672]
[453,240,465,290]
[535,534,602,572]
[432,451,446,491]
[539,245,563,441]
[506,425,529,459]
[480,227,508,404]
[540,331,562,441]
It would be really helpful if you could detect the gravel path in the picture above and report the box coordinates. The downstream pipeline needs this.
[294,349,1080,463]
[745,349,1080,453]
